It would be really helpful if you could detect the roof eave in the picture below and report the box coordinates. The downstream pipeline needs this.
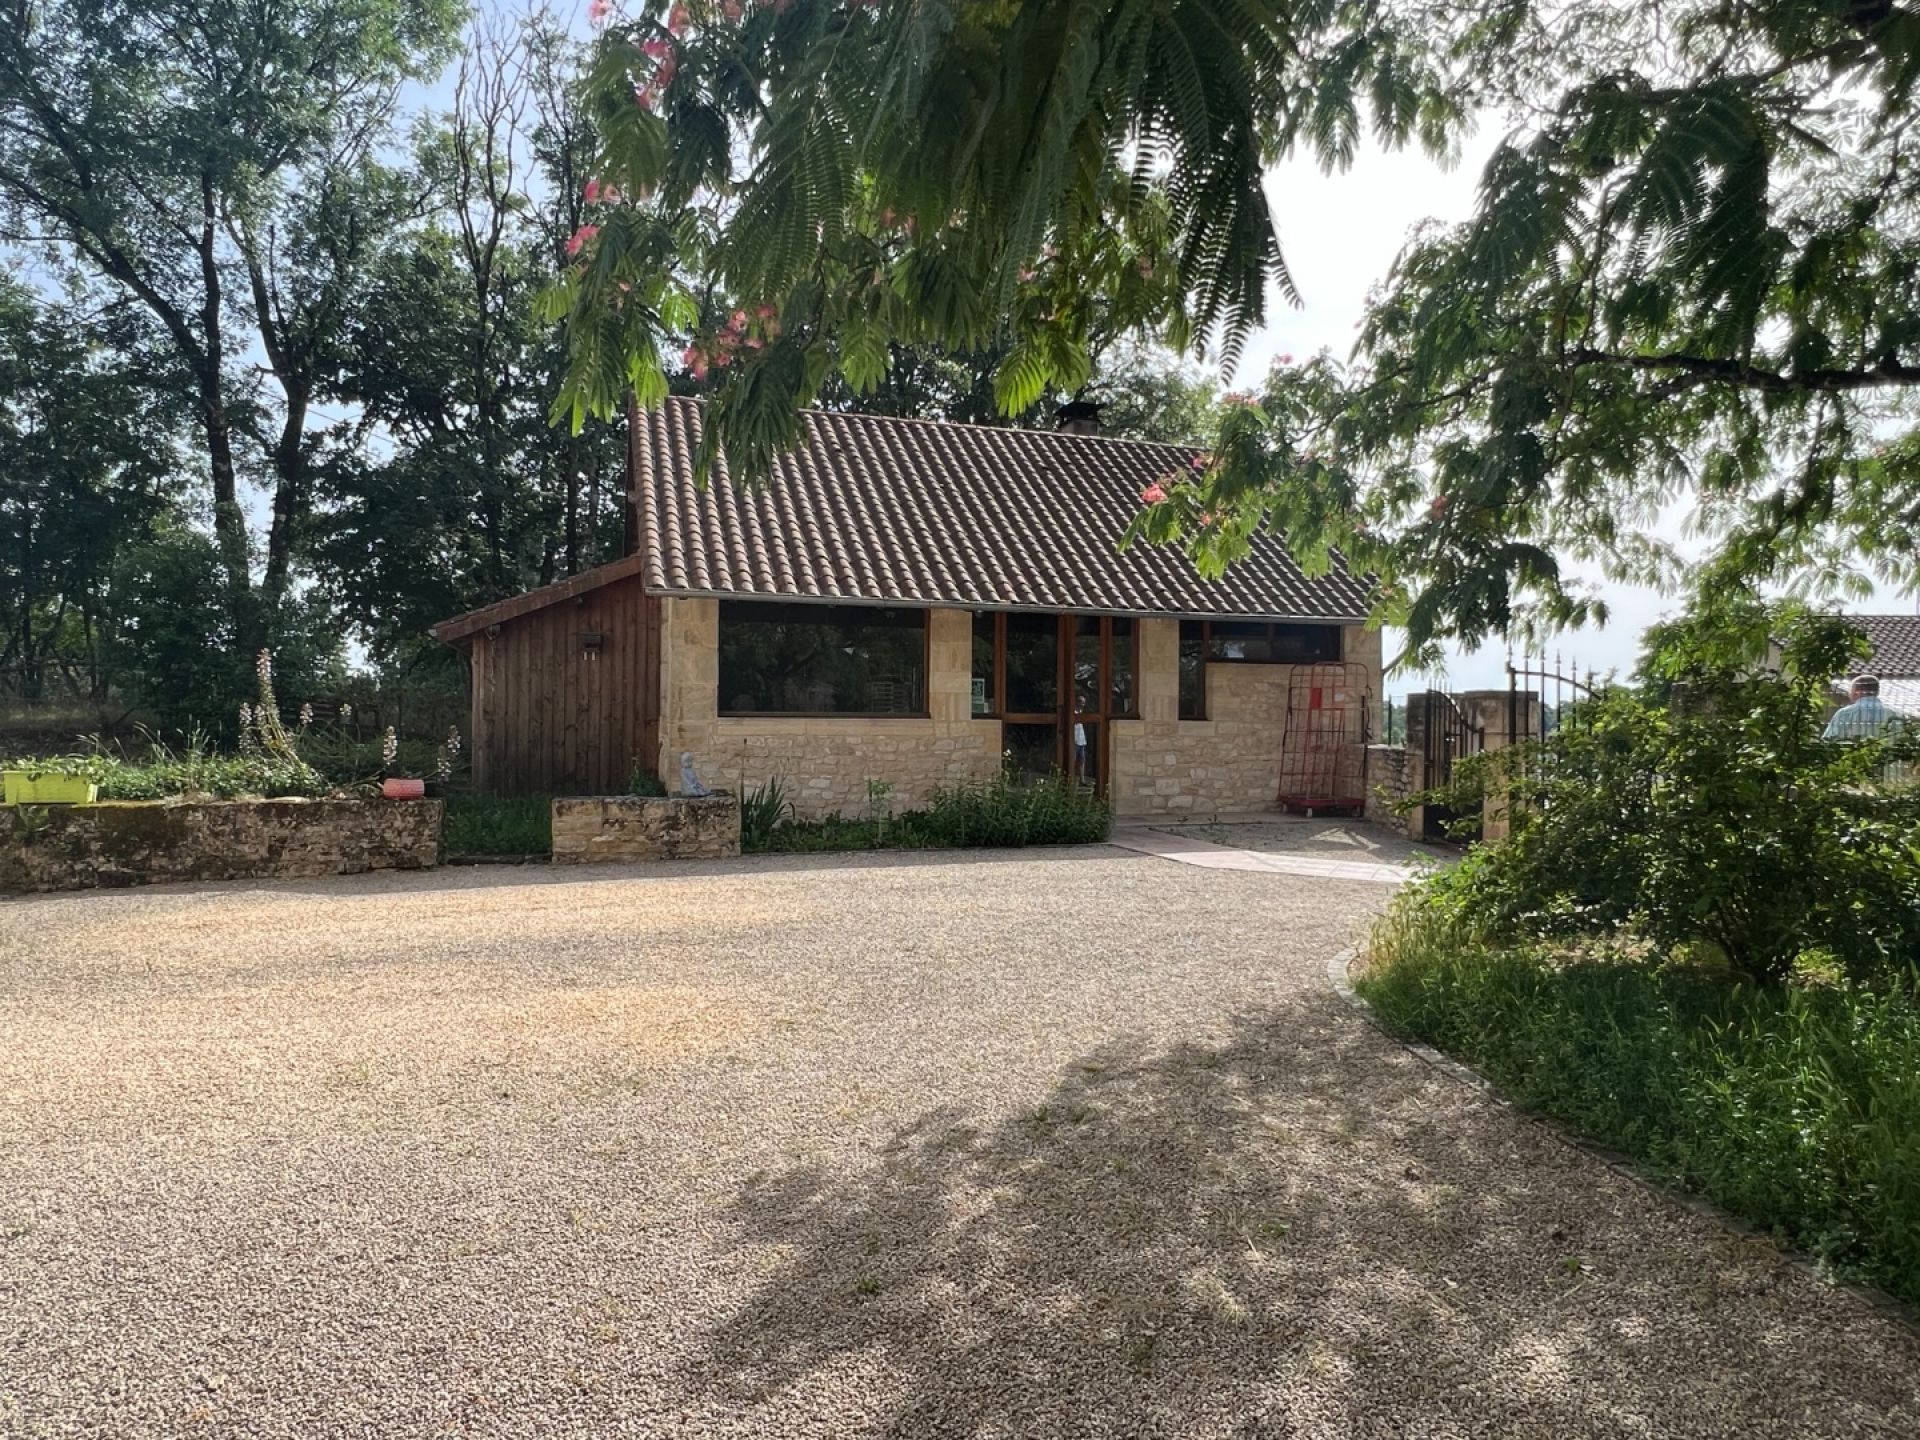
[431,551,650,645]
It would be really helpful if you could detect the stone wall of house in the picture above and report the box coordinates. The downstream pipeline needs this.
[551,793,740,863]
[0,798,442,893]
[1109,621,1383,818]
[657,599,1002,820]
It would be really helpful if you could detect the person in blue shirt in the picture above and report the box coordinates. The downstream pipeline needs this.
[1823,674,1900,740]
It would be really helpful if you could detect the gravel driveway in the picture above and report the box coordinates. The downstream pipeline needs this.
[3,848,1917,1438]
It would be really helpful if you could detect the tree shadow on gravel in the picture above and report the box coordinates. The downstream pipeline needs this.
[692,992,1920,1439]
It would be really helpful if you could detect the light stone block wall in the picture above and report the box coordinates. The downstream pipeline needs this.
[1110,620,1383,818]
[658,598,1002,820]
[1363,745,1412,833]
[551,793,740,863]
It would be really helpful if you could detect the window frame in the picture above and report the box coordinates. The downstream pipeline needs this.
[717,600,933,719]
[969,612,1141,721]
[1179,619,1209,722]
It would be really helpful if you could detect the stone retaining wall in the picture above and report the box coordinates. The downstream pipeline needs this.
[1363,745,1412,834]
[551,793,741,863]
[0,797,442,893]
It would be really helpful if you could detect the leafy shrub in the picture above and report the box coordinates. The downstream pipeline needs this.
[627,761,667,797]
[1356,901,1920,1305]
[295,726,442,788]
[1429,610,1920,983]
[443,794,552,856]
[740,777,793,849]
[917,772,1112,847]
[743,773,1110,853]
[4,742,330,801]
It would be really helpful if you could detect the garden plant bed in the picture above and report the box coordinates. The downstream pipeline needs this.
[0,796,442,893]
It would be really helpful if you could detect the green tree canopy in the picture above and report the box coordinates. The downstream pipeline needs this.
[0,0,462,632]
[557,0,1920,662]
[547,0,1456,479]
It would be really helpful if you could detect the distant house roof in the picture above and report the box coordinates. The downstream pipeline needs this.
[1847,614,1920,676]
[630,396,1372,622]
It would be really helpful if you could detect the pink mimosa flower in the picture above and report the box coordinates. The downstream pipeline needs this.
[642,36,670,59]
[1140,483,1167,505]
[565,224,600,258]
[588,0,612,27]
[668,3,689,33]
[1189,452,1211,471]
[584,178,602,203]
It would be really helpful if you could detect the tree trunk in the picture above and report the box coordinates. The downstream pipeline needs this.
[264,386,307,605]
[196,173,255,629]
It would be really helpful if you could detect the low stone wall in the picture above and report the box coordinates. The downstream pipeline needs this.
[551,793,741,864]
[1364,745,1412,834]
[0,797,443,893]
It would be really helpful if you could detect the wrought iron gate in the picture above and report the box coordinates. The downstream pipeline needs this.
[1415,690,1486,839]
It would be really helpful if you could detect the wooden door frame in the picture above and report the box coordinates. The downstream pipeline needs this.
[988,612,1127,790]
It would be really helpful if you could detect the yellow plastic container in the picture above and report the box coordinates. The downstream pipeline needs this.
[2,770,98,805]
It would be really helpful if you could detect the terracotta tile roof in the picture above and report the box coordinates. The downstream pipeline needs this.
[1846,614,1920,676]
[631,396,1372,621]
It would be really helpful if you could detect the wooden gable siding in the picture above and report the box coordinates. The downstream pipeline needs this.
[468,574,660,796]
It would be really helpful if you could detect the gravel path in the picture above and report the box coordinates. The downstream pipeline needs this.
[3,848,1917,1438]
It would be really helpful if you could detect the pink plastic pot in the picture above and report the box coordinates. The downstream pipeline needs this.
[381,777,426,800]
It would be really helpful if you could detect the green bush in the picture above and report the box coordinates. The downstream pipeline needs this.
[1356,901,1920,1305]
[443,794,551,855]
[744,773,1111,854]
[3,745,330,801]
[1430,610,1920,983]
[740,778,793,849]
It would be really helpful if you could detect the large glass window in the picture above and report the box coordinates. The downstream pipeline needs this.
[1004,612,1058,714]
[1110,618,1136,717]
[1207,621,1341,664]
[971,611,997,715]
[719,601,926,715]
[1179,620,1207,720]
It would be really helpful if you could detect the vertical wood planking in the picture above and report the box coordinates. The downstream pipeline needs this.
[465,575,656,796]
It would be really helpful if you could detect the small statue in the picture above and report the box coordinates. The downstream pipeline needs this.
[678,751,709,798]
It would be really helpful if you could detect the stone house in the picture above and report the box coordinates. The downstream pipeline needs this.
[432,397,1382,819]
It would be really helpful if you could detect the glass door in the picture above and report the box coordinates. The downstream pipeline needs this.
[1002,612,1060,785]
[974,612,1138,790]
[1070,616,1104,789]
